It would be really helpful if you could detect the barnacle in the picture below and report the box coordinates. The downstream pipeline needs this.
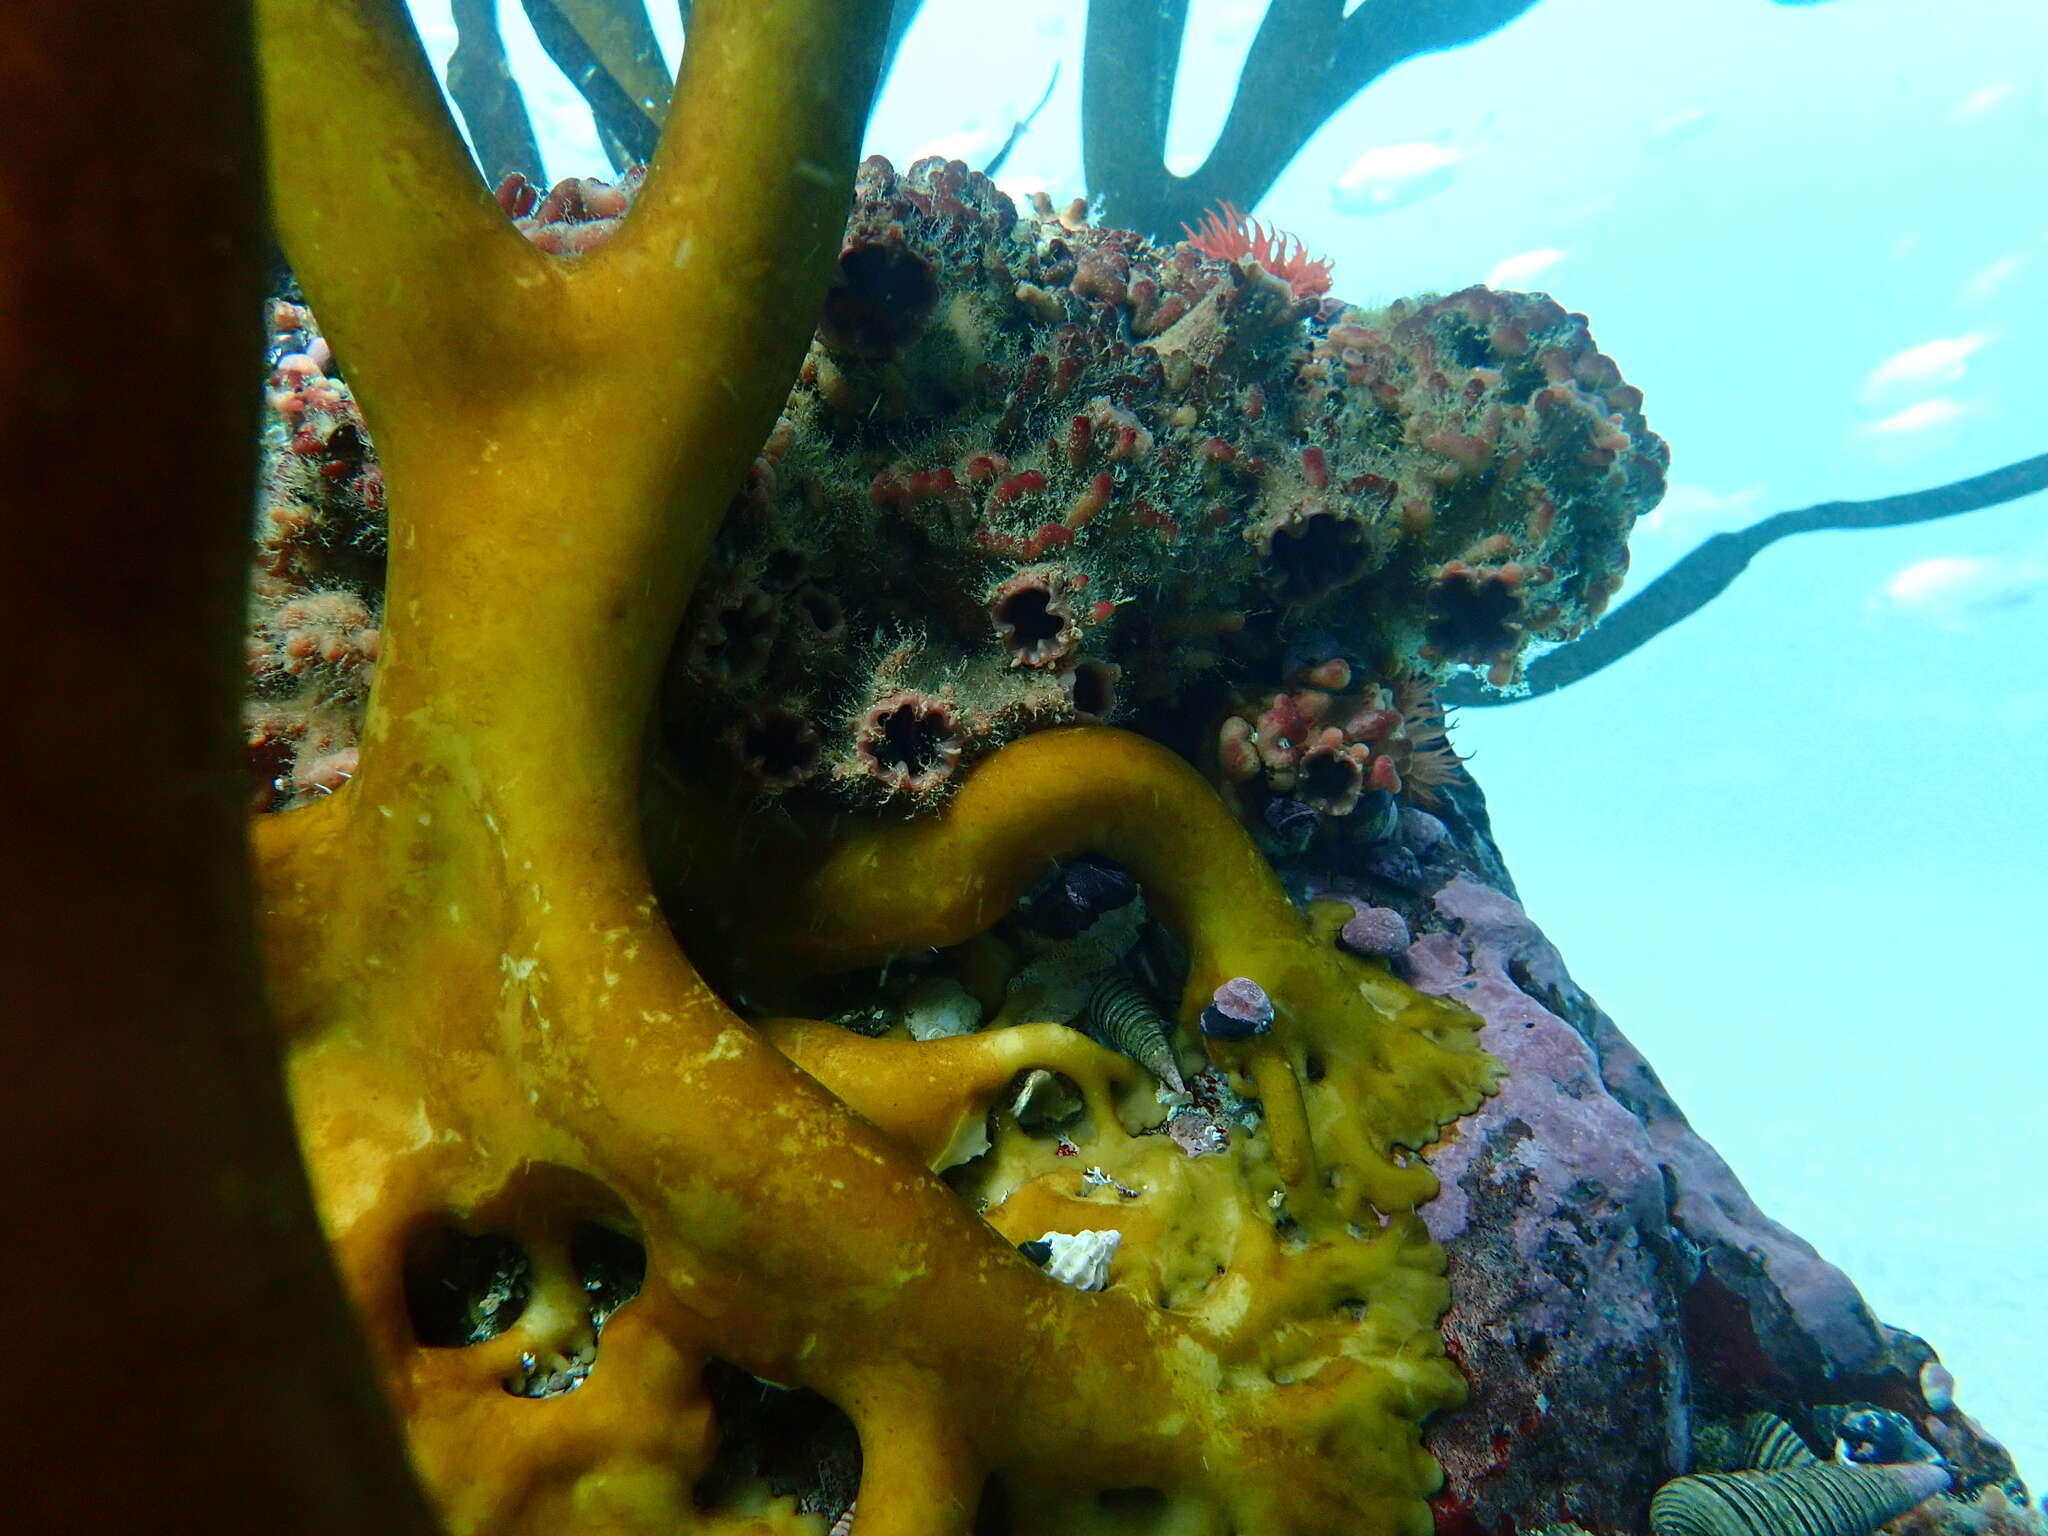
[1256,500,1373,605]
[990,564,1082,668]
[847,687,967,797]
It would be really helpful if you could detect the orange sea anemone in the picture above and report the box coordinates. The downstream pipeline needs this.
[1392,674,1468,808]
[1181,201,1335,299]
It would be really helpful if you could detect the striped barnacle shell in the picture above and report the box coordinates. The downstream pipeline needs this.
[1083,971,1185,1091]
[1740,1412,1821,1471]
[1648,1462,1950,1536]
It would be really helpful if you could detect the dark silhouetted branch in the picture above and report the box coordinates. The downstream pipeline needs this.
[985,64,1060,177]
[1083,0,1541,240]
[1441,451,2048,707]
[511,0,923,174]
[522,0,671,169]
[448,0,544,185]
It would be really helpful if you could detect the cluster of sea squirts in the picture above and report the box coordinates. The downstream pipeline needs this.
[244,155,1669,851]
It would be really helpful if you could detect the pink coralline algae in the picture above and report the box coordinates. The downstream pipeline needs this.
[245,157,1668,839]
[1400,876,2020,1534]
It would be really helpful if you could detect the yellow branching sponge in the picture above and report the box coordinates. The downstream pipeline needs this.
[249,3,1498,1534]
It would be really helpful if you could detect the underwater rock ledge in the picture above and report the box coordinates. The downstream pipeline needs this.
[1334,773,2029,1536]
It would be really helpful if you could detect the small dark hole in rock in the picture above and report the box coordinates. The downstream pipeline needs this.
[572,1221,647,1332]
[404,1225,530,1347]
[761,548,807,590]
[822,241,940,359]
[740,711,820,787]
[718,600,771,654]
[796,587,843,636]
[693,1359,861,1523]
[1445,322,1496,371]
[1066,659,1115,718]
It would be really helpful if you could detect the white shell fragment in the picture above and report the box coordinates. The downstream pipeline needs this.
[1036,1228,1121,1291]
[902,977,982,1040]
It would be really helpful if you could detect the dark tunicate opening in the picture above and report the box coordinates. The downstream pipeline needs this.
[717,598,772,654]
[1298,750,1359,807]
[868,703,951,777]
[1262,512,1366,604]
[760,547,807,590]
[323,421,367,464]
[796,587,844,637]
[693,1359,861,1524]
[821,239,940,359]
[1443,320,1497,371]
[1066,659,1115,718]
[740,711,820,787]
[1499,354,1549,400]
[993,584,1063,655]
[1424,570,1521,662]
[404,1225,530,1347]
[1304,1052,1327,1084]
[572,1221,647,1331]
